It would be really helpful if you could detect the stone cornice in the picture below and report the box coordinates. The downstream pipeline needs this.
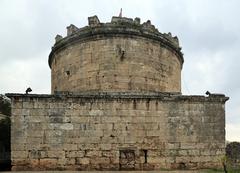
[6,92,229,103]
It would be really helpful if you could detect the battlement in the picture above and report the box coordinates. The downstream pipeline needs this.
[50,15,183,68]
[62,15,162,37]
[56,15,180,47]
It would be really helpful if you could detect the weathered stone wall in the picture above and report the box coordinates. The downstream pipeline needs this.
[8,93,228,171]
[49,16,183,94]
[51,37,181,94]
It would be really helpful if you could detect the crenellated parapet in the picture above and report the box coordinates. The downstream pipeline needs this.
[50,15,183,68]
[55,15,181,48]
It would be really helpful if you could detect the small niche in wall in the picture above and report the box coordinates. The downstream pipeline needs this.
[119,149,135,170]
[65,70,70,76]
[141,149,148,163]
[133,99,137,109]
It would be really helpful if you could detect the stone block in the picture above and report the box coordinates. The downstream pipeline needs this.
[12,151,28,158]
[67,24,78,36]
[29,115,45,122]
[39,158,58,167]
[27,136,44,144]
[165,142,181,150]
[85,150,102,157]
[88,15,100,26]
[90,157,110,164]
[65,150,84,158]
[180,142,197,149]
[66,158,76,165]
[148,157,165,164]
[99,143,112,150]
[27,130,44,137]
[47,151,65,158]
[77,157,90,165]
[102,116,121,123]
[63,144,78,151]
[28,149,47,159]
[188,149,200,156]
[75,137,100,144]
[178,149,188,156]
[60,123,74,130]
[14,102,23,109]
[23,101,34,109]
[12,143,26,151]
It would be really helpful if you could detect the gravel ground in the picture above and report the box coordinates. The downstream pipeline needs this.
[0,171,215,173]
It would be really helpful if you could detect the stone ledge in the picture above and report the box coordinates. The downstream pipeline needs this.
[5,92,229,103]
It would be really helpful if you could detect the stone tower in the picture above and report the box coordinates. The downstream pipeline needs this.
[7,16,228,171]
[49,16,183,93]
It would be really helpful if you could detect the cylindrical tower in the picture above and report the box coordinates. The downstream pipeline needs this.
[49,16,184,94]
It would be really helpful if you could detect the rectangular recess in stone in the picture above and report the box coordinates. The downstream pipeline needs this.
[119,149,135,170]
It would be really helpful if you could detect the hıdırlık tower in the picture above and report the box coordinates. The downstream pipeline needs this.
[7,16,228,171]
[49,16,183,94]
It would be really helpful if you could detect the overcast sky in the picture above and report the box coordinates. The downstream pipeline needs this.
[0,0,239,141]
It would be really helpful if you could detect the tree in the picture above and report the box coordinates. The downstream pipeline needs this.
[226,142,240,171]
[0,94,11,170]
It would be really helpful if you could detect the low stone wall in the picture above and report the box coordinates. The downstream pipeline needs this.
[7,92,228,171]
